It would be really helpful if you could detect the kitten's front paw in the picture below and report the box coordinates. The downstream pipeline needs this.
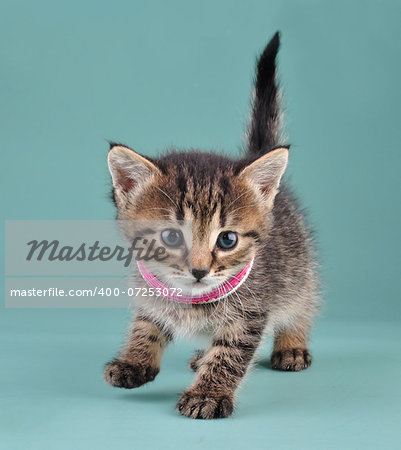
[104,360,159,388]
[176,390,234,419]
[271,348,312,371]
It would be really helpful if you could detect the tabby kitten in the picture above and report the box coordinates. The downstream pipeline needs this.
[104,32,319,419]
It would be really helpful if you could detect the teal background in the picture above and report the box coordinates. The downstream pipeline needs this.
[1,1,400,449]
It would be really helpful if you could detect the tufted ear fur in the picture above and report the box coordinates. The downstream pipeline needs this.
[240,147,288,208]
[107,144,160,208]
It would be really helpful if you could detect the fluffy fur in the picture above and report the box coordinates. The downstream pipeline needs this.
[104,31,320,419]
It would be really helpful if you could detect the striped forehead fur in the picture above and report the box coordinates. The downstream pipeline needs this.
[156,150,243,225]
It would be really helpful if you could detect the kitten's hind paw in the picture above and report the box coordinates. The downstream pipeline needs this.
[104,360,159,388]
[177,390,234,419]
[271,349,312,372]
[188,349,205,372]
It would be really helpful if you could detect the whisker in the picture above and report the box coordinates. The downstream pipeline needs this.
[226,280,246,320]
[226,190,251,209]
[153,186,179,209]
[230,274,260,305]
[139,207,174,214]
[229,203,258,215]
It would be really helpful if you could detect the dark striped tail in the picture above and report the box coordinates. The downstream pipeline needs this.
[247,31,283,157]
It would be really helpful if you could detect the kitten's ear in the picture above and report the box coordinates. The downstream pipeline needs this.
[240,147,289,207]
[107,144,159,206]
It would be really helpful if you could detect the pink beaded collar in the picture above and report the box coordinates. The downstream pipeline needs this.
[137,258,254,304]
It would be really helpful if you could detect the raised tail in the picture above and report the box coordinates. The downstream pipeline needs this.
[247,31,284,157]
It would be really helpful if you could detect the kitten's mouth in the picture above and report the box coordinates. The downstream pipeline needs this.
[137,258,254,304]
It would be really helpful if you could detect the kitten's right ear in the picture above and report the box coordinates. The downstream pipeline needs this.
[107,144,159,206]
[240,147,288,209]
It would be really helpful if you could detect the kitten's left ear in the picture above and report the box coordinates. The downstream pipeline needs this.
[240,147,289,207]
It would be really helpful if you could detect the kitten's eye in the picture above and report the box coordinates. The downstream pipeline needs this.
[216,231,238,250]
[161,229,184,247]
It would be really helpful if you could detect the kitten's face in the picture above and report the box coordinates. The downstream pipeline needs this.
[108,146,288,297]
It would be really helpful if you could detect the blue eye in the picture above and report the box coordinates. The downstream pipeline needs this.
[161,229,183,247]
[216,231,238,249]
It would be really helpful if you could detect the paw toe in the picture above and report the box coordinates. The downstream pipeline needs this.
[271,349,312,372]
[177,391,233,419]
[104,360,159,388]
